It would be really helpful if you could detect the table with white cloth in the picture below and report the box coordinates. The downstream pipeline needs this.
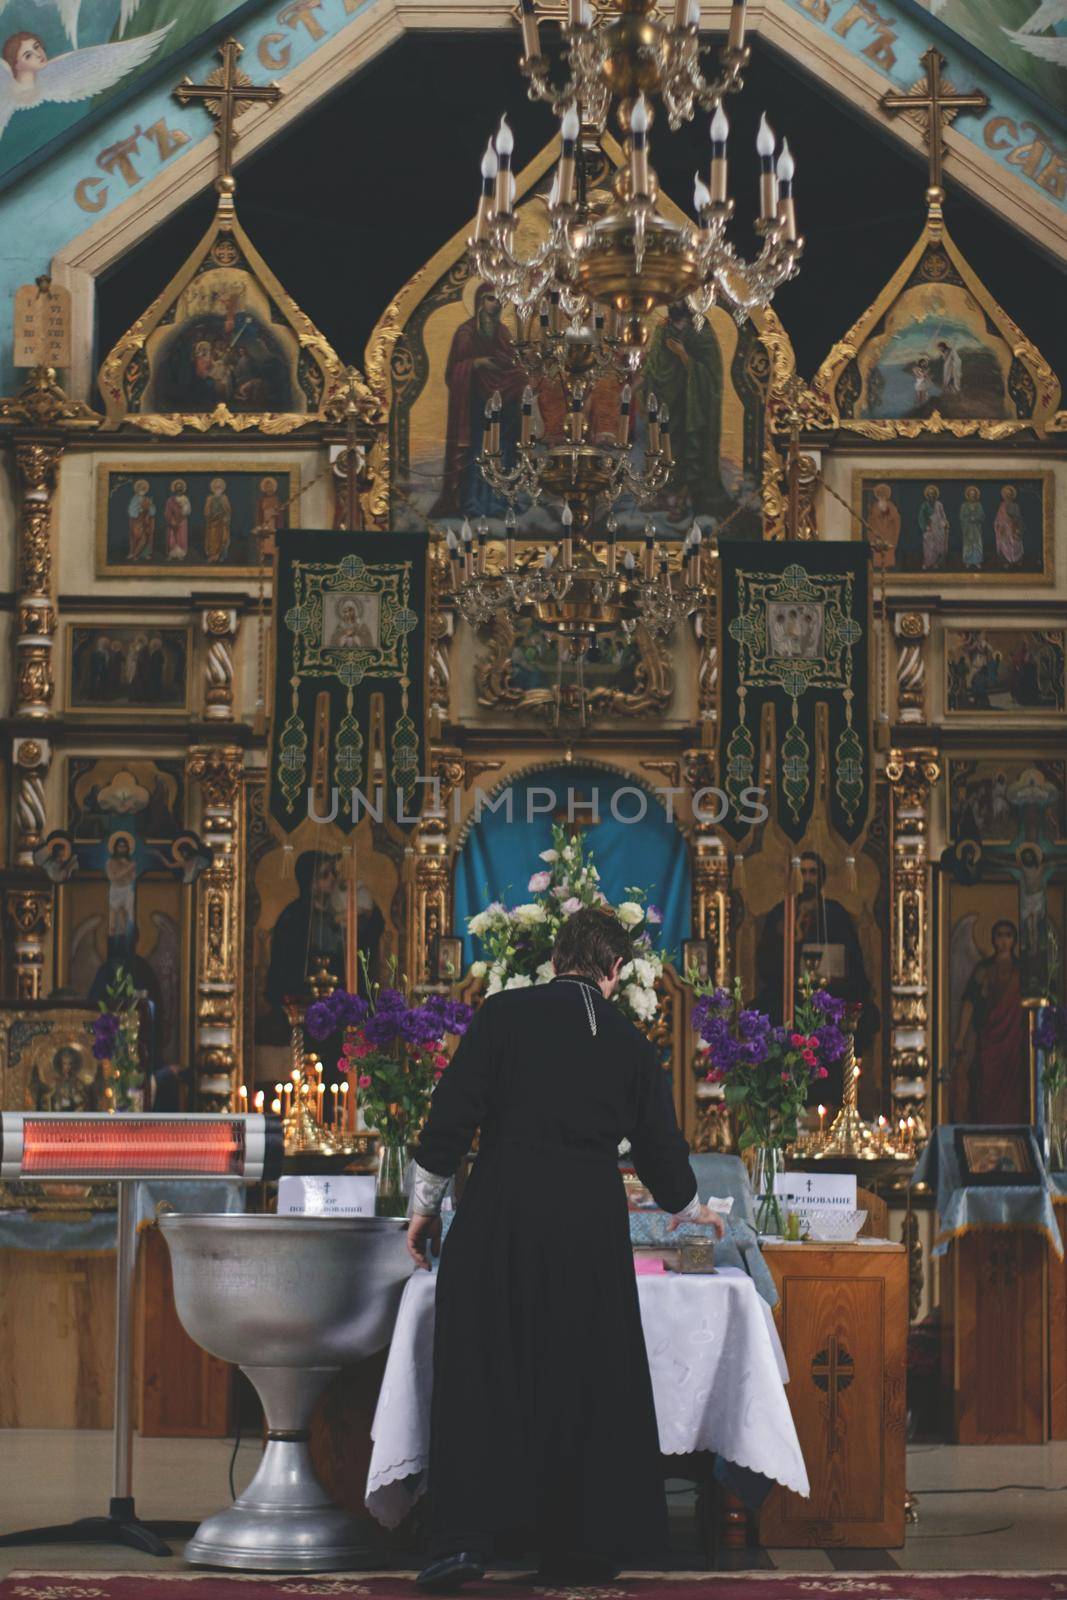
[366,1263,809,1534]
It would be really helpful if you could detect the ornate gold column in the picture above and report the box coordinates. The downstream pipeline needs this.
[895,610,930,724]
[12,736,51,866]
[885,748,941,1138]
[407,745,463,988]
[202,607,239,722]
[187,746,244,1110]
[13,440,61,719]
[5,888,52,1001]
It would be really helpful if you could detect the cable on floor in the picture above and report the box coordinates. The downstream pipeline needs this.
[917,1483,1067,1495]
[228,1420,243,1501]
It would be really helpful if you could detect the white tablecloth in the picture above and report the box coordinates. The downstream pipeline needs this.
[366,1264,809,1528]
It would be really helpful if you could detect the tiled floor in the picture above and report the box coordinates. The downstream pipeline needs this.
[1,1432,1066,1577]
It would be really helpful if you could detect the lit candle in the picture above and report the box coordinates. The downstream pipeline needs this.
[660,402,672,462]
[461,517,475,578]
[693,171,712,216]
[271,1096,282,1115]
[617,381,632,445]
[630,93,650,199]
[494,115,514,217]
[254,1090,264,1113]
[559,104,579,205]
[757,113,777,220]
[728,0,746,51]
[709,104,729,204]
[643,521,656,580]
[340,1079,351,1133]
[519,0,541,60]
[475,139,498,240]
[776,139,797,240]
[239,1085,248,1113]
[606,515,618,575]
[505,505,517,570]
[647,390,661,454]
[316,1078,325,1125]
[818,1103,826,1135]
[561,502,574,567]
[330,1082,340,1126]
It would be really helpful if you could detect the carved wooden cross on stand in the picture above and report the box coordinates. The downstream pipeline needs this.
[174,38,283,189]
[880,46,988,196]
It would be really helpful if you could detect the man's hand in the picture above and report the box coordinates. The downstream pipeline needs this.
[667,1204,727,1238]
[665,337,689,366]
[406,1212,442,1269]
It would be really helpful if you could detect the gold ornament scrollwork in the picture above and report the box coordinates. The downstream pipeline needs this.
[187,746,244,1109]
[886,748,940,1134]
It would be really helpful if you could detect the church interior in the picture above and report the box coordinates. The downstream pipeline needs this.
[2,0,1067,1594]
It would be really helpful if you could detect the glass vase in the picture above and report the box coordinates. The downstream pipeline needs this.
[376,1140,411,1218]
[1045,1088,1066,1175]
[750,1144,786,1237]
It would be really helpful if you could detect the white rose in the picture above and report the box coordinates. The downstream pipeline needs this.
[512,902,548,926]
[632,957,657,988]
[469,960,488,979]
[467,911,490,937]
[540,849,559,863]
[624,983,658,1021]
[619,960,635,981]
[536,961,556,984]
[505,974,533,990]
[616,901,645,928]
[486,971,503,996]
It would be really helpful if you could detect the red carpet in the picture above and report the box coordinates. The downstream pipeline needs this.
[3,1574,1067,1600]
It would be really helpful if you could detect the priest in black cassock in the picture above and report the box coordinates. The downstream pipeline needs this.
[407,906,725,1591]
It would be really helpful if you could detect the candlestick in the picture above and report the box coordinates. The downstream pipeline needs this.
[494,115,514,217]
[475,140,497,240]
[559,104,579,205]
[757,113,777,220]
[709,104,729,203]
[818,1103,826,1136]
[776,139,797,240]
[630,93,650,199]
[254,1090,264,1113]
[728,0,746,51]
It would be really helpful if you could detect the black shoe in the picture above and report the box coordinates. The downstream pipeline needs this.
[416,1552,486,1592]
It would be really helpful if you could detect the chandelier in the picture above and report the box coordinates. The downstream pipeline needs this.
[469,0,803,335]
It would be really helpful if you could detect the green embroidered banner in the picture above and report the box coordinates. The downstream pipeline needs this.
[269,532,429,833]
[718,541,872,845]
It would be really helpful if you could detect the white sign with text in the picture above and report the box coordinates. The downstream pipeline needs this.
[773,1172,857,1211]
[277,1175,379,1217]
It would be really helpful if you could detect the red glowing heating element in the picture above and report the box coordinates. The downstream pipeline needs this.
[20,1117,244,1177]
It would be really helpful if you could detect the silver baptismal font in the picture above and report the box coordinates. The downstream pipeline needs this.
[161,1213,411,1571]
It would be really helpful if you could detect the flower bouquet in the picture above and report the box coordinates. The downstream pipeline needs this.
[306,959,472,1214]
[1036,1003,1067,1172]
[691,972,848,1232]
[465,823,665,1027]
[92,965,145,1111]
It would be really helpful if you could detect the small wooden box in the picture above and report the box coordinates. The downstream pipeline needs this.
[759,1241,907,1549]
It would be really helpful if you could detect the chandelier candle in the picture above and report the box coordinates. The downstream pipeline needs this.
[660,404,672,462]
[710,104,729,202]
[562,502,574,567]
[606,518,618,575]
[758,113,778,220]
[729,0,747,51]
[475,142,498,241]
[617,382,632,445]
[559,105,580,205]
[520,386,534,446]
[777,139,797,240]
[494,115,514,217]
[630,93,650,198]
[505,507,517,569]
[644,523,656,581]
[648,392,661,453]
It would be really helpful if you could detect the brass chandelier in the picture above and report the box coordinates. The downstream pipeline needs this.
[469,0,803,335]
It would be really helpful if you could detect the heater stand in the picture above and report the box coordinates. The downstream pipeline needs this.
[0,1182,192,1558]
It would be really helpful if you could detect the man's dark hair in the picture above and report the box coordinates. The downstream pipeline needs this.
[552,906,633,982]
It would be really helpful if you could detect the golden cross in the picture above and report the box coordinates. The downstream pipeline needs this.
[880,47,988,195]
[174,38,282,190]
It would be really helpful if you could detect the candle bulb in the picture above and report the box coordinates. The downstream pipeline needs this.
[475,140,498,239]
[709,104,729,203]
[505,506,517,570]
[776,139,797,240]
[687,0,701,25]
[617,381,632,445]
[623,549,636,574]
[489,390,502,454]
[673,0,689,30]
[559,104,579,205]
[548,169,561,210]
[818,1103,826,1135]
[519,0,541,60]
[757,112,778,220]
[567,0,583,25]
[568,389,584,444]
[561,502,574,568]
[340,1078,351,1133]
[647,390,661,454]
[476,518,488,574]
[461,517,474,578]
[630,93,650,199]
[693,171,712,216]
[543,545,555,571]
[494,114,514,217]
[660,402,672,462]
[728,0,746,51]
[643,521,656,581]
[606,515,618,575]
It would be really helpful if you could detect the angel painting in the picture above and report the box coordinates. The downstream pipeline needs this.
[0,21,172,142]
[949,910,1029,1125]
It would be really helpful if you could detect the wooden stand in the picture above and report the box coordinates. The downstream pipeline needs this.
[759,1241,907,1549]
[942,1226,1048,1445]
[1050,1197,1067,1440]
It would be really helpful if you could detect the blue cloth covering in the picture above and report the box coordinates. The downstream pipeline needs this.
[0,1179,246,1252]
[628,1152,778,1308]
[912,1125,1062,1259]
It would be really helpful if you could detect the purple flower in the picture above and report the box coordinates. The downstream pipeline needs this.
[814,1022,847,1064]
[305,989,370,1040]
[646,905,663,925]
[1036,1005,1067,1053]
[812,988,847,1023]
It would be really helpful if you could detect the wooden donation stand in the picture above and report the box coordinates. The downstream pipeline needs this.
[0,1222,230,1437]
[941,1225,1049,1445]
[1051,1195,1067,1441]
[759,1241,906,1549]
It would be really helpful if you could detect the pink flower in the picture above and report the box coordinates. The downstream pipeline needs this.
[817,1066,828,1079]
[433,1052,449,1068]
[562,896,581,914]
[780,1071,791,1083]
[358,1074,372,1090]
[528,871,551,893]
[790,1032,804,1047]
[802,1049,817,1067]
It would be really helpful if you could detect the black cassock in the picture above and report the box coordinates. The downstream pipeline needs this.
[414,974,697,1566]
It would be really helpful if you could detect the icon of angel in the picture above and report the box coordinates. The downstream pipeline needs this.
[0,20,173,140]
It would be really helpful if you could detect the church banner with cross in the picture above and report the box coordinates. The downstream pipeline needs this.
[718,541,872,846]
[269,533,429,834]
